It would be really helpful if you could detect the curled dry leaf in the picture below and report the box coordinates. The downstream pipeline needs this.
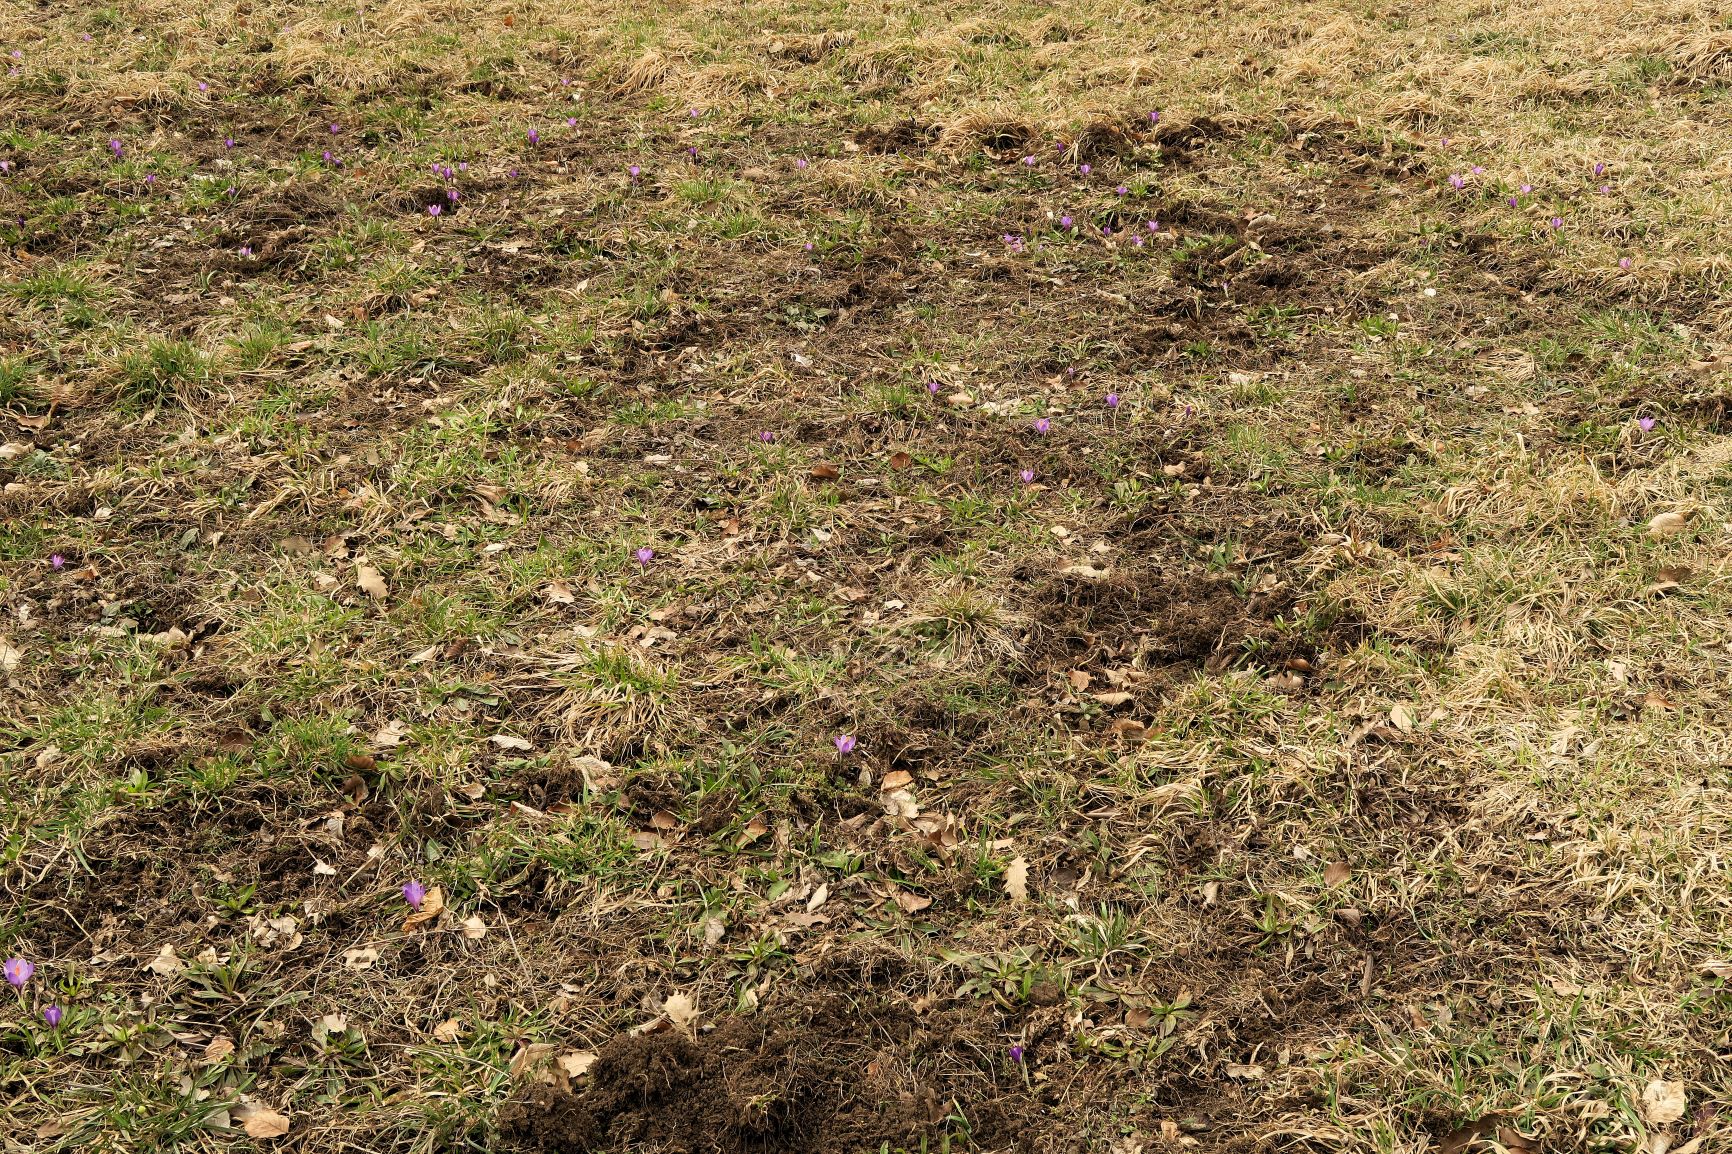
[232,1103,291,1139]
[663,991,699,1031]
[888,451,912,470]
[892,890,933,914]
[558,1050,597,1078]
[433,1018,465,1042]
[488,733,534,751]
[342,947,379,971]
[372,719,409,748]
[402,885,445,932]
[1323,861,1352,887]
[1647,511,1688,538]
[147,944,186,976]
[879,769,914,792]
[356,565,389,600]
[203,1036,236,1064]
[508,1042,559,1082]
[1004,855,1030,902]
[1225,1063,1266,1080]
[738,816,769,847]
[1641,1078,1687,1125]
[460,914,488,940]
[1696,959,1732,980]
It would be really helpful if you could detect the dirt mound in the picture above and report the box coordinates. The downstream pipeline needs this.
[498,992,1025,1153]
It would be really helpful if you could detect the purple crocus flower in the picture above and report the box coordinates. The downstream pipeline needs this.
[1019,468,1035,484]
[43,1005,62,1028]
[1059,215,1073,230]
[757,430,775,443]
[197,81,208,92]
[1619,257,1633,271]
[527,128,539,145]
[1116,185,1129,195]
[802,242,814,252]
[1599,184,1611,194]
[447,188,459,202]
[1106,392,1120,409]
[1549,216,1563,229]
[1146,220,1159,232]
[1033,418,1050,434]
[796,158,808,169]
[1149,111,1160,124]
[1448,173,1465,190]
[1507,196,1518,208]
[1022,155,1036,167]
[1009,1044,1025,1062]
[49,553,64,569]
[329,123,341,134]
[566,117,577,128]
[635,547,654,567]
[1078,163,1091,176]
[926,380,940,395]
[108,139,123,158]
[224,137,235,150]
[834,734,856,755]
[427,203,441,216]
[1594,162,1605,177]
[238,246,253,257]
[1638,417,1656,433]
[1132,235,1144,247]
[1520,184,1532,194]
[402,881,426,910]
[1471,165,1484,175]
[628,164,641,180]
[688,108,701,118]
[3,958,32,989]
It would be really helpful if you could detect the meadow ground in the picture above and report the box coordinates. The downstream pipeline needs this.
[3,1,1732,1151]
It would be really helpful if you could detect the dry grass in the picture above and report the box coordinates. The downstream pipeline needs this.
[2,0,1732,1151]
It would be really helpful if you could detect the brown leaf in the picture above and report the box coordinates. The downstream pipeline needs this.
[402,885,445,932]
[888,451,912,470]
[1642,1078,1686,1125]
[433,1018,464,1042]
[344,752,376,771]
[1647,511,1688,538]
[1004,856,1030,902]
[1697,959,1732,980]
[1108,719,1147,741]
[508,1042,559,1082]
[1067,670,1092,691]
[738,816,769,847]
[809,462,840,481]
[356,565,389,600]
[650,810,679,831]
[1323,861,1352,888]
[558,1050,597,1078]
[546,580,576,604]
[233,1104,291,1139]
[879,770,914,792]
[460,914,488,940]
[891,890,933,914]
[663,991,699,1031]
[202,1036,236,1064]
[630,831,667,851]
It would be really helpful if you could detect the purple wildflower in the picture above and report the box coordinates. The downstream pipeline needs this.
[49,554,64,570]
[1009,1044,1025,1063]
[1549,216,1563,230]
[926,380,940,395]
[1022,155,1036,167]
[567,117,577,128]
[43,1005,63,1029]
[1116,185,1129,195]
[402,881,426,910]
[803,242,814,252]
[834,734,856,756]
[1059,215,1073,230]
[1599,184,1611,194]
[1132,235,1144,247]
[635,547,655,567]
[1019,468,1035,484]
[1520,184,1532,193]
[1033,418,1051,435]
[1619,257,1633,271]
[796,158,808,169]
[1448,173,1465,190]
[1106,392,1120,409]
[1471,165,1484,175]
[1440,136,1450,148]
[1594,162,1605,177]
[1507,196,1518,208]
[688,108,700,118]
[447,189,459,202]
[3,958,32,989]
[1637,417,1656,433]
[757,430,775,443]
[527,128,539,145]
[1146,220,1159,232]
[224,137,235,150]
[329,123,341,134]
[1079,163,1091,176]
[427,203,441,217]
[238,246,253,257]
[108,139,123,158]
[1149,111,1160,124]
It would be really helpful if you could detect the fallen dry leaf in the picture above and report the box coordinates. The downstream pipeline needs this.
[558,1050,597,1078]
[146,944,186,976]
[892,890,933,914]
[738,816,768,847]
[1323,861,1352,888]
[433,1018,464,1042]
[888,451,912,469]
[809,462,840,481]
[546,580,576,604]
[460,914,488,940]
[1647,511,1688,538]
[342,947,379,971]
[402,885,445,932]
[372,719,410,748]
[203,1036,236,1064]
[1642,1078,1686,1125]
[233,1103,290,1139]
[488,733,534,751]
[1389,703,1415,733]
[663,991,699,1031]
[879,769,914,792]
[807,883,830,912]
[1225,1063,1266,1080]
[0,641,20,673]
[508,1042,559,1082]
[1696,959,1732,980]
[356,565,389,600]
[1004,855,1030,902]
